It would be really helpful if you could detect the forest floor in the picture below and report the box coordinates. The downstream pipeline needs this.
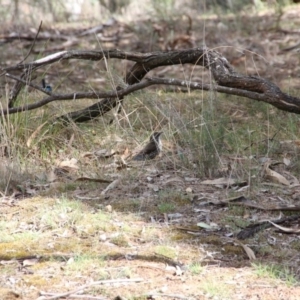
[1,3,300,300]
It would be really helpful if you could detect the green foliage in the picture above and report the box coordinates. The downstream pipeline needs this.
[200,280,231,299]
[157,202,175,213]
[196,110,225,177]
[188,262,203,275]
[253,263,298,286]
[151,0,176,17]
[154,245,176,258]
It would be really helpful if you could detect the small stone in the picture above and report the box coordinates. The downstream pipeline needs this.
[160,286,168,293]
[99,234,107,241]
[186,187,193,193]
[105,205,112,212]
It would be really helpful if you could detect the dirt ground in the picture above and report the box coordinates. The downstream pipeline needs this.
[1,3,300,300]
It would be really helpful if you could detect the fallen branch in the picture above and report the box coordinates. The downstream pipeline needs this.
[19,21,43,65]
[39,293,106,300]
[0,75,268,117]
[237,214,300,240]
[205,196,300,212]
[3,47,300,123]
[38,278,143,300]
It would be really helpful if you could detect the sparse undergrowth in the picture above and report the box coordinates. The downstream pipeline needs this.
[1,2,300,299]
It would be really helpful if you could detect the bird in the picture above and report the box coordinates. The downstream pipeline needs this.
[132,132,163,161]
[41,79,52,92]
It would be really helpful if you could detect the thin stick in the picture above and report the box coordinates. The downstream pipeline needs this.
[3,74,264,115]
[39,278,143,300]
[147,294,192,300]
[39,293,106,300]
[19,21,43,64]
[6,73,49,94]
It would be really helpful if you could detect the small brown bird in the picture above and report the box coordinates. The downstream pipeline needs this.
[132,132,163,161]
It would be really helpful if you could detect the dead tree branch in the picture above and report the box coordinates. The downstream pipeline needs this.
[4,74,265,118]
[3,47,300,123]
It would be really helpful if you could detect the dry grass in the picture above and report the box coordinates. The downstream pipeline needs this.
[1,1,300,299]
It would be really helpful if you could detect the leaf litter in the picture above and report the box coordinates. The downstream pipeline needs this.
[2,5,300,300]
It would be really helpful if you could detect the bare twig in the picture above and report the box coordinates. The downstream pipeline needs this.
[3,74,265,116]
[146,293,193,300]
[38,278,143,300]
[3,75,153,115]
[39,293,106,300]
[19,20,43,64]
[6,73,51,94]
[5,21,43,107]
[147,77,264,100]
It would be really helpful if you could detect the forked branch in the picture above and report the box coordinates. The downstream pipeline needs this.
[2,47,300,122]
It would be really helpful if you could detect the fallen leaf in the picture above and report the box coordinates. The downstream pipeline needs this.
[101,178,121,195]
[26,121,48,148]
[162,177,183,186]
[240,243,256,260]
[82,152,94,158]
[264,162,290,186]
[197,222,219,231]
[94,149,117,158]
[23,258,39,267]
[59,158,79,170]
[67,257,74,264]
[269,221,300,233]
[197,222,212,229]
[283,157,291,166]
